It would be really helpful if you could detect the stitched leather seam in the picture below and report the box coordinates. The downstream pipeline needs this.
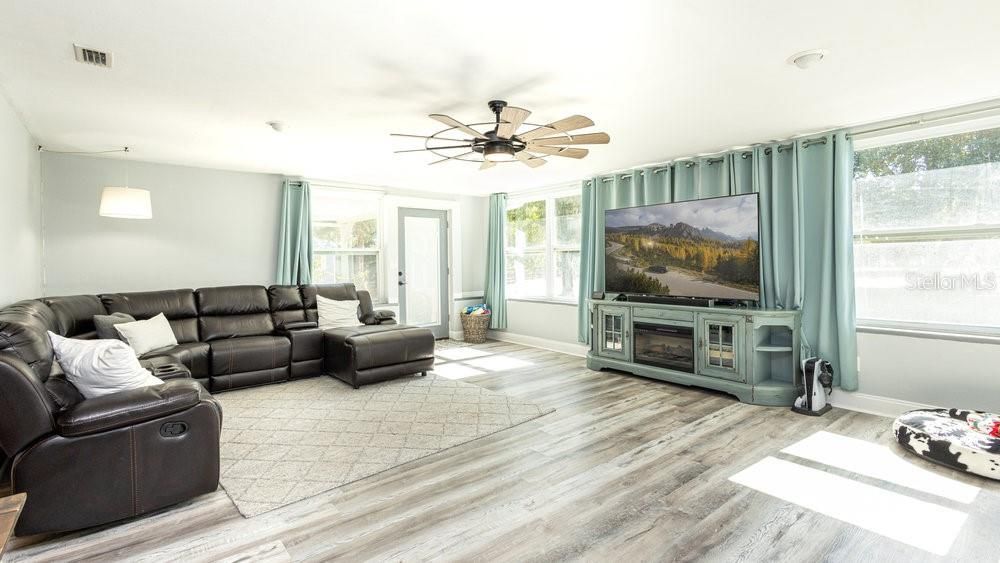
[129,426,137,516]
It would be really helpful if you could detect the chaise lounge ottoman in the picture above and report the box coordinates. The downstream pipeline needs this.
[323,324,435,388]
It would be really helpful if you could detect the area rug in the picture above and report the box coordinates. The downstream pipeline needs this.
[215,372,552,517]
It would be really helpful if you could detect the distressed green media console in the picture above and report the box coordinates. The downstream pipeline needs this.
[587,299,801,406]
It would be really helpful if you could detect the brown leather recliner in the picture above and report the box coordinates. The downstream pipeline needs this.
[0,300,222,536]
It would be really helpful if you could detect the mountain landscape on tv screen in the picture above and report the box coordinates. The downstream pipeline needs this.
[604,196,760,300]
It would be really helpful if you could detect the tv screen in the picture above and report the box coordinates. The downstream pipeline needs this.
[604,193,760,300]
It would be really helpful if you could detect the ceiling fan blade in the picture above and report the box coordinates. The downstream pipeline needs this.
[515,151,546,168]
[394,144,472,153]
[496,106,531,139]
[530,132,611,146]
[524,145,589,159]
[429,151,475,165]
[480,160,496,171]
[391,133,474,143]
[429,114,488,139]
[518,115,595,141]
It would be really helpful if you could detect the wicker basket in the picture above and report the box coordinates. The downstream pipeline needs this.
[461,313,491,344]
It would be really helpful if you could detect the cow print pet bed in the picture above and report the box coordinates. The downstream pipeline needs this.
[894,408,1000,480]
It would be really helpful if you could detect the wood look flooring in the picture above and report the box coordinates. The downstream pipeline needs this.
[6,341,1000,562]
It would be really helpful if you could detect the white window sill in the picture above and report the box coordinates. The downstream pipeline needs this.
[507,297,579,307]
[857,323,1000,345]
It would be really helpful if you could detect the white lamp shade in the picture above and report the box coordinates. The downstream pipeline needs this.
[99,187,152,219]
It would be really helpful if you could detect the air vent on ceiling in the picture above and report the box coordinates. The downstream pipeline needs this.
[73,44,112,68]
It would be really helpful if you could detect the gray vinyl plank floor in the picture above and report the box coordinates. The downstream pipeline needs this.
[6,340,999,562]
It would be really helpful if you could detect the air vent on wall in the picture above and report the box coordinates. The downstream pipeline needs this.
[73,44,112,68]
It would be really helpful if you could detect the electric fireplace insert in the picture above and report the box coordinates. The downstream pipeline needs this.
[633,322,695,373]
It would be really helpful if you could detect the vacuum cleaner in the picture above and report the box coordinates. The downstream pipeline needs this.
[792,357,833,416]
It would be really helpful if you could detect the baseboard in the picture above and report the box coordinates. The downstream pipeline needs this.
[830,391,937,418]
[486,330,588,357]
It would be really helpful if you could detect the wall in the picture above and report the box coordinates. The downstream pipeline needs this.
[41,153,282,295]
[488,300,586,356]
[848,332,1000,414]
[40,153,490,301]
[0,93,41,306]
[458,194,487,296]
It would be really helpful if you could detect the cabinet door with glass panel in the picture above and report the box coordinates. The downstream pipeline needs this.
[596,305,631,362]
[697,314,746,382]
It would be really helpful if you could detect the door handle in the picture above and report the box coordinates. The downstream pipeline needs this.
[398,271,407,286]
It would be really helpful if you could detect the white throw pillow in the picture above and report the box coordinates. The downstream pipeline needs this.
[113,313,178,356]
[317,296,363,328]
[47,332,164,399]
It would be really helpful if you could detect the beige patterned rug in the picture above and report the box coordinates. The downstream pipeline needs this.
[216,371,552,517]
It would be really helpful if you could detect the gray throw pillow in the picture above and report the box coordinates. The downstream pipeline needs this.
[93,312,136,340]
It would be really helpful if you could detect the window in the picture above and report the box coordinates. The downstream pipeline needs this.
[505,192,582,301]
[852,124,1000,334]
[311,187,382,300]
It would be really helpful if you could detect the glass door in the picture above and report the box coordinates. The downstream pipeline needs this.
[597,306,630,361]
[698,316,745,381]
[398,208,449,338]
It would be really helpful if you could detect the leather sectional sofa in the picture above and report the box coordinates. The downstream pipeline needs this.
[0,283,435,535]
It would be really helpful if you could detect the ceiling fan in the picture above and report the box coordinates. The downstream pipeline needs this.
[392,100,610,170]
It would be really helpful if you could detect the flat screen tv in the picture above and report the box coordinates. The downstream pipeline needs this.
[604,193,760,301]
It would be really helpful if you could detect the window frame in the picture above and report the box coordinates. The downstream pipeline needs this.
[851,123,1000,338]
[505,188,582,304]
[310,185,385,302]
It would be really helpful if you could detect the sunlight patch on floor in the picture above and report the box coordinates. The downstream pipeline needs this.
[782,431,980,504]
[464,355,533,371]
[431,362,487,380]
[436,347,493,361]
[730,456,967,556]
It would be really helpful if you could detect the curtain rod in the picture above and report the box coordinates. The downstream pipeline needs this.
[846,101,1000,139]
[593,137,832,181]
[585,97,1000,185]
[37,145,129,155]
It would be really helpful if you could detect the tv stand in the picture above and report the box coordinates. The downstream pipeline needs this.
[588,298,800,406]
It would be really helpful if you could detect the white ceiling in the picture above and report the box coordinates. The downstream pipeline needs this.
[2,0,1000,195]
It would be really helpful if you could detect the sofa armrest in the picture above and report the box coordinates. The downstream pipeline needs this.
[147,364,191,381]
[139,354,184,373]
[373,310,396,325]
[276,320,319,332]
[56,380,207,437]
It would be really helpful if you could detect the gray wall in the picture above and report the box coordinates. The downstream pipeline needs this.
[498,300,580,344]
[40,153,489,299]
[856,332,1000,413]
[41,154,282,295]
[457,194,487,295]
[0,94,41,306]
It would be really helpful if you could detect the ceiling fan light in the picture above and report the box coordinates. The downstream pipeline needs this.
[483,143,516,162]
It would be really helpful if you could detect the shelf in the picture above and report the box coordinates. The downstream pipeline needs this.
[755,377,796,389]
[756,345,793,353]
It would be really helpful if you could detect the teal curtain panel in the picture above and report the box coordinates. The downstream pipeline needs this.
[276,179,313,285]
[577,133,858,391]
[484,193,508,329]
[577,167,672,343]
